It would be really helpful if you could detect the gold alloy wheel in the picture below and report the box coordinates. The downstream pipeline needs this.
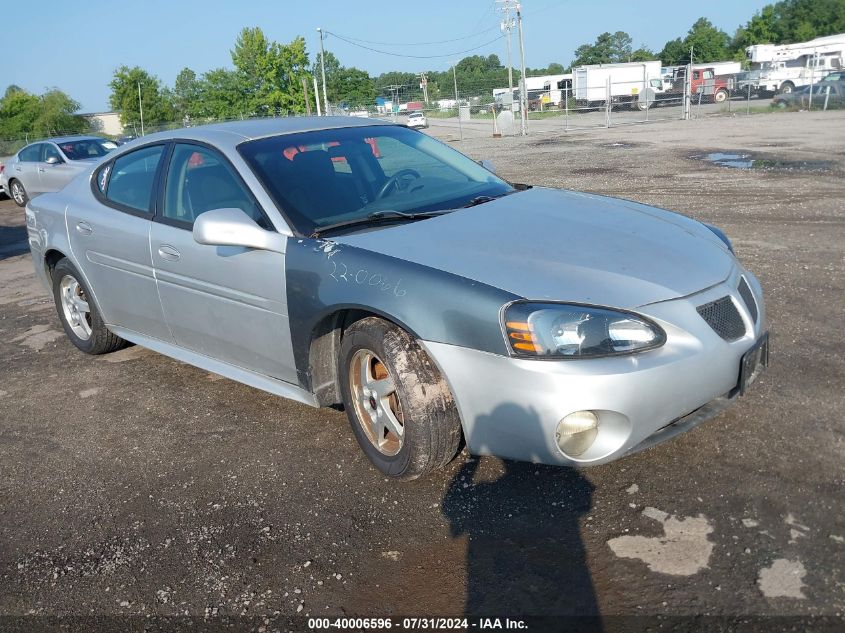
[349,349,405,456]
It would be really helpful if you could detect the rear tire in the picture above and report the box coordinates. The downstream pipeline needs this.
[52,258,125,355]
[338,317,462,480]
[9,179,27,207]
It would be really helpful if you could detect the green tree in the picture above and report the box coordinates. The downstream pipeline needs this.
[685,18,731,62]
[659,18,731,64]
[0,88,41,138]
[571,31,639,66]
[195,68,245,119]
[0,87,87,139]
[314,51,375,108]
[172,67,202,121]
[231,27,311,115]
[33,90,88,136]
[109,66,174,127]
[659,38,689,64]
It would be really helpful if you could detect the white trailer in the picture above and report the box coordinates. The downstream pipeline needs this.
[574,61,665,108]
[747,33,845,93]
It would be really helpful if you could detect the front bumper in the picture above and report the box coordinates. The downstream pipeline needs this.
[420,266,766,466]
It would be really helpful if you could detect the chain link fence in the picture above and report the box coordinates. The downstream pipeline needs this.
[3,73,843,160]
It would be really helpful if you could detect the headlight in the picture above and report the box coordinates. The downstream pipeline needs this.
[502,302,666,359]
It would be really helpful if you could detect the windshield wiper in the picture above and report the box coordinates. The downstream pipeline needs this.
[311,210,450,237]
[460,190,518,209]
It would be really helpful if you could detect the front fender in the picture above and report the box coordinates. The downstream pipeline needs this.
[285,237,520,384]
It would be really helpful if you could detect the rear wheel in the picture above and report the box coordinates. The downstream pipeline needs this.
[9,179,27,207]
[339,317,462,480]
[52,258,125,355]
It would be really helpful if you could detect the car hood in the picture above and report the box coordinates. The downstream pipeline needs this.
[335,187,735,308]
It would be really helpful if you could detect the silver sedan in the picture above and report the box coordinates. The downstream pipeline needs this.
[4,135,117,206]
[25,117,767,480]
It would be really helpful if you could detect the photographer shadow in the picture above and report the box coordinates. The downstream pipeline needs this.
[442,403,599,619]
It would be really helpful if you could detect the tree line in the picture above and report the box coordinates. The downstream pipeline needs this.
[1,0,842,141]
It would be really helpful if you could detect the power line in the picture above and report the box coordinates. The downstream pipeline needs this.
[325,24,500,47]
[325,31,505,59]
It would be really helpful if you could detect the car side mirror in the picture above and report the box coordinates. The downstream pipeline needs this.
[45,155,62,165]
[478,159,496,174]
[193,208,285,254]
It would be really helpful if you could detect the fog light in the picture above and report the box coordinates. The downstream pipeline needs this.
[556,411,599,457]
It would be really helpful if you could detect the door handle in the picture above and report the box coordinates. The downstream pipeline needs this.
[157,244,181,262]
[75,222,93,235]
[37,167,45,173]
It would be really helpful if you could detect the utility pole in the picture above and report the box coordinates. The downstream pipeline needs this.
[497,3,515,113]
[317,28,329,115]
[313,75,322,116]
[516,2,528,135]
[137,82,145,136]
[453,63,463,141]
[418,73,429,105]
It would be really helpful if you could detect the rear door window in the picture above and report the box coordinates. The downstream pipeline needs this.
[103,145,165,214]
[18,144,41,162]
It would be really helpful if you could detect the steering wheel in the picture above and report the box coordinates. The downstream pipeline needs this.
[376,169,422,200]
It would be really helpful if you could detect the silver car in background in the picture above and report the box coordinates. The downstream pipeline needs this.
[4,136,117,206]
[25,117,767,480]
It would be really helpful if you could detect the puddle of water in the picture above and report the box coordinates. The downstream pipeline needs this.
[694,152,832,172]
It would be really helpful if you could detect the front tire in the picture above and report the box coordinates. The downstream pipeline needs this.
[339,317,462,480]
[52,258,125,355]
[9,179,27,207]
[714,89,728,103]
[780,81,795,94]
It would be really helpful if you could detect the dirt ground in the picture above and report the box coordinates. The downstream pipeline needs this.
[0,110,843,628]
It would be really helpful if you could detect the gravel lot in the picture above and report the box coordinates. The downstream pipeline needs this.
[0,111,843,627]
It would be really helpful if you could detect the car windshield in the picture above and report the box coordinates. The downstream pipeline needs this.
[239,125,513,235]
[59,139,114,160]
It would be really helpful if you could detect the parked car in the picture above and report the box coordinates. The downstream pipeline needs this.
[406,111,428,129]
[25,117,767,479]
[0,159,6,198]
[5,136,117,206]
[772,81,844,108]
[820,70,845,82]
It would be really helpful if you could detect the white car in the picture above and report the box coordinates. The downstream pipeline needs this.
[407,111,428,129]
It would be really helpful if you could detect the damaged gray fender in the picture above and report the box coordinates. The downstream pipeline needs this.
[284,237,520,398]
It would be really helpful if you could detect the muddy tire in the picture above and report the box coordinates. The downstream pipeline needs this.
[52,258,125,355]
[338,317,462,480]
[9,179,28,207]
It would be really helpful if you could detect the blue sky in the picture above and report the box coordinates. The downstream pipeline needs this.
[2,0,771,112]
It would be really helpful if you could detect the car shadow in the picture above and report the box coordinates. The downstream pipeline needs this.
[441,403,601,622]
[0,224,29,261]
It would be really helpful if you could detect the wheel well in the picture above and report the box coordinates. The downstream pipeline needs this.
[308,309,387,407]
[44,249,67,281]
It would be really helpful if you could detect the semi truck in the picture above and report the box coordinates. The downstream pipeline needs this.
[747,33,845,94]
[573,61,666,109]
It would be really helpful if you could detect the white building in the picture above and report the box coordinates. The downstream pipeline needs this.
[81,112,123,136]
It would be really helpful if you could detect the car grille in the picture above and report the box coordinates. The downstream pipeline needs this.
[738,276,758,324]
[697,296,746,341]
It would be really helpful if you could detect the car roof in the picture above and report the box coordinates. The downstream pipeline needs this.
[132,116,398,151]
[34,135,106,145]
